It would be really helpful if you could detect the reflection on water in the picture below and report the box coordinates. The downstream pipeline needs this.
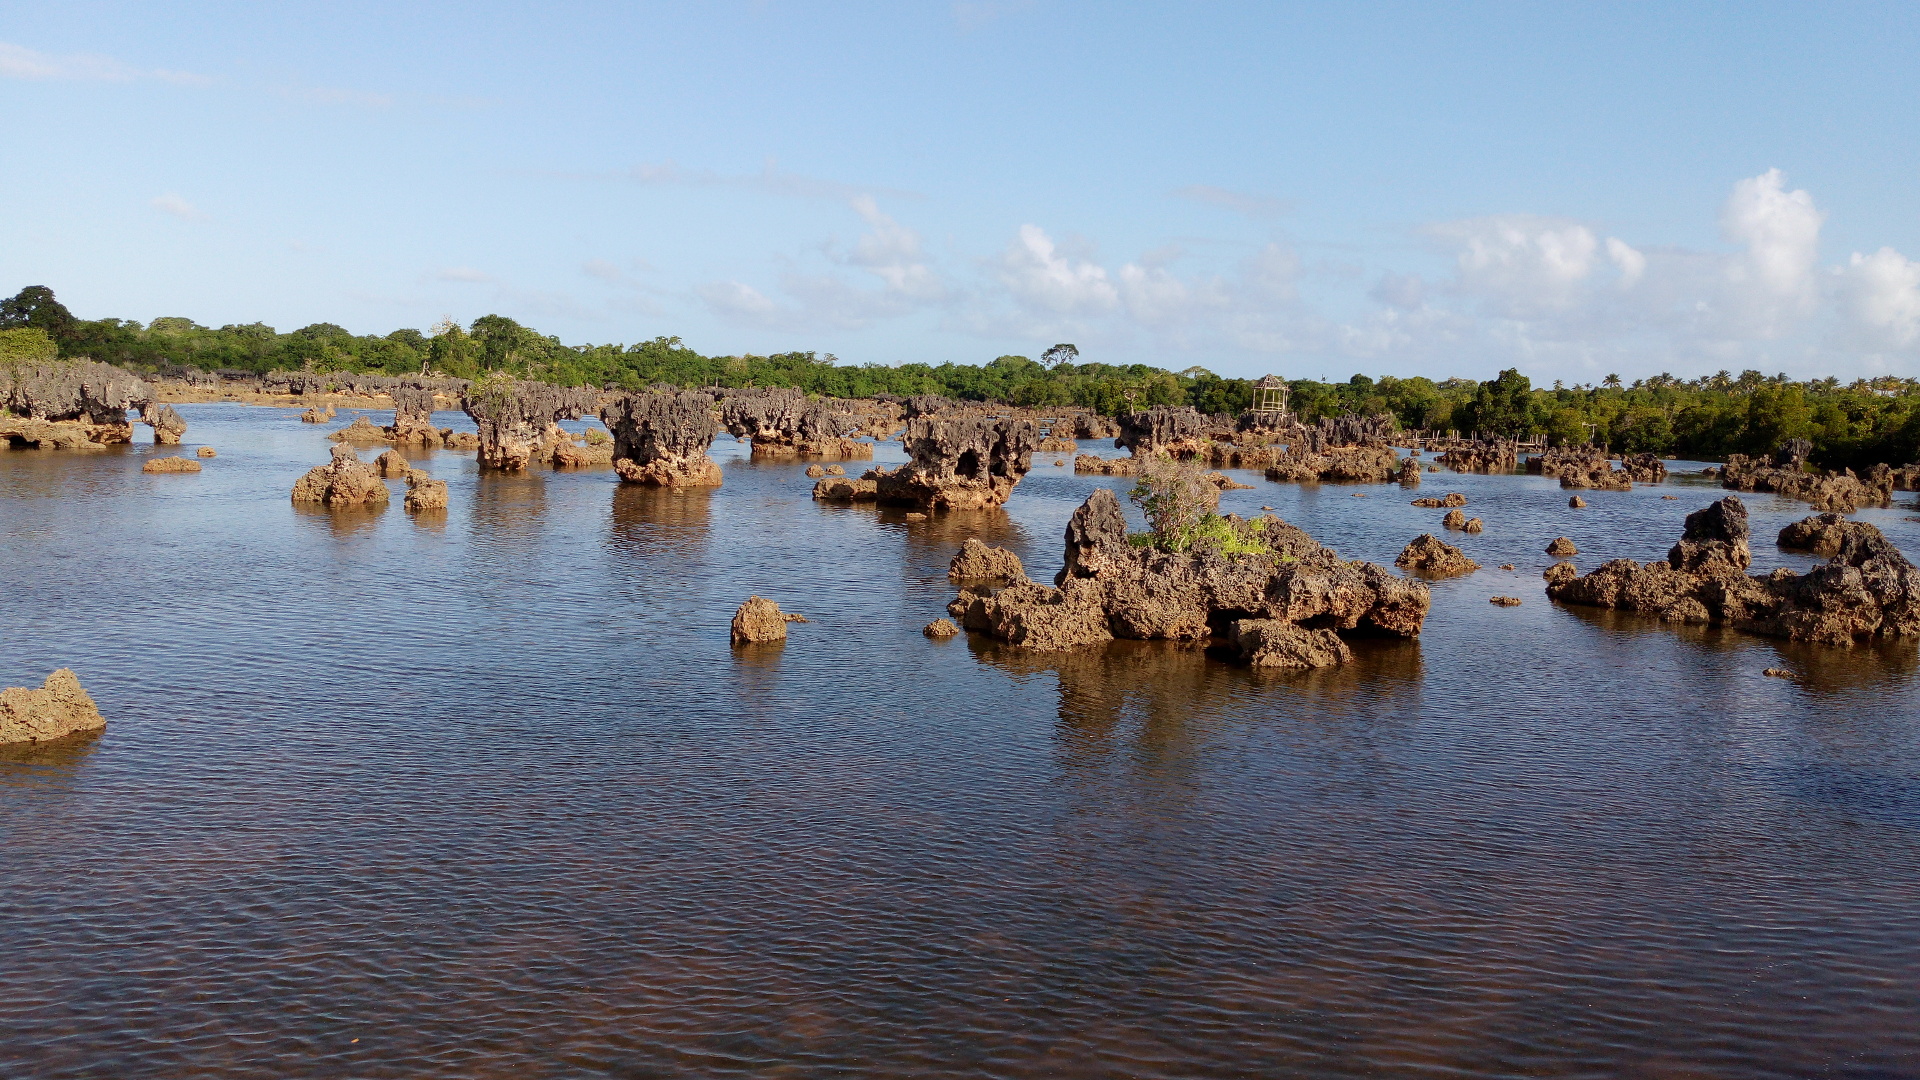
[2,404,1919,1079]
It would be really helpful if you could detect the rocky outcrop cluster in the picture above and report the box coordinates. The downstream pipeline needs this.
[864,415,1037,510]
[291,445,391,507]
[720,388,869,459]
[1395,534,1479,576]
[2,356,154,448]
[1073,413,1120,440]
[1263,444,1399,484]
[945,489,1429,666]
[1412,492,1468,508]
[601,390,723,488]
[386,383,447,447]
[1544,495,1920,645]
[1116,406,1213,459]
[1073,454,1137,476]
[462,378,600,471]
[1619,452,1669,484]
[329,416,391,446]
[0,669,107,745]
[300,405,335,424]
[1720,440,1892,513]
[403,469,448,512]
[1533,445,1630,490]
[1437,439,1520,473]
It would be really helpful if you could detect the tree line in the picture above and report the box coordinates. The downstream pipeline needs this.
[4,285,1917,468]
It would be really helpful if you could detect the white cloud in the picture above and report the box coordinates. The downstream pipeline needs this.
[997,225,1119,316]
[150,193,205,221]
[1838,247,1920,352]
[1722,167,1823,300]
[582,259,624,282]
[846,195,943,300]
[1,41,207,85]
[1429,215,1602,314]
[1605,237,1646,288]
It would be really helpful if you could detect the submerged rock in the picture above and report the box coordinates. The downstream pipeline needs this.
[141,456,201,474]
[1546,536,1578,556]
[812,476,879,502]
[1545,495,1920,645]
[0,669,106,745]
[601,390,723,488]
[1396,534,1479,577]
[291,444,390,506]
[1569,495,1587,508]
[1443,508,1468,530]
[1490,596,1523,606]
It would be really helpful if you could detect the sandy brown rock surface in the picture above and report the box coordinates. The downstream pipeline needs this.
[0,669,106,745]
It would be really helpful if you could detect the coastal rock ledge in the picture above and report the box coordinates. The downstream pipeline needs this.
[0,669,106,745]
[947,488,1428,667]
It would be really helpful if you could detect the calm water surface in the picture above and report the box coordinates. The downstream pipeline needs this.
[3,404,1919,1079]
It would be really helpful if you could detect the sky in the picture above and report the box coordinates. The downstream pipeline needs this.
[4,1,1920,382]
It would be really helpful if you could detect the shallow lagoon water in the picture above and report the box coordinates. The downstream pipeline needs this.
[2,404,1919,1078]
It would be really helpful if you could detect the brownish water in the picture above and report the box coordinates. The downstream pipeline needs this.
[2,405,1918,1078]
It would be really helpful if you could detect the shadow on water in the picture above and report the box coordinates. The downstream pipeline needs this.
[291,500,389,539]
[0,729,101,770]
[1552,601,1920,693]
[608,484,715,559]
[470,471,548,540]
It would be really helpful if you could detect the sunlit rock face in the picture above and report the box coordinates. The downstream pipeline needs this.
[601,390,723,489]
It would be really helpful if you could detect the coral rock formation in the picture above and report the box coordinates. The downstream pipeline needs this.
[403,469,448,512]
[812,477,879,501]
[1777,513,1879,557]
[374,450,411,478]
[601,390,724,488]
[143,404,187,445]
[328,416,391,447]
[1443,508,1468,530]
[730,596,800,645]
[300,405,335,424]
[871,415,1037,510]
[0,669,107,745]
[1546,536,1578,556]
[196,446,217,458]
[1228,620,1353,668]
[1395,534,1480,577]
[291,445,391,506]
[463,378,600,471]
[1569,495,1587,508]
[1412,492,1468,508]
[142,456,201,474]
[949,538,1026,583]
[1074,454,1137,476]
[1545,495,1920,645]
[2,355,152,448]
[720,388,869,459]
[1438,439,1519,473]
[923,618,960,639]
[1720,440,1891,513]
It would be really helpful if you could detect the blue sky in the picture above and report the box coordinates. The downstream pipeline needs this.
[5,1,1919,381]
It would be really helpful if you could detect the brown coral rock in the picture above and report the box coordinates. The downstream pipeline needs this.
[1490,596,1522,606]
[1228,620,1352,668]
[923,618,959,639]
[0,669,106,745]
[1546,536,1578,556]
[375,449,411,478]
[142,456,201,474]
[949,538,1026,584]
[1443,508,1468,530]
[1569,495,1587,508]
[403,469,448,512]
[1395,534,1480,577]
[196,446,216,458]
[730,596,792,645]
[291,444,391,506]
[812,477,879,501]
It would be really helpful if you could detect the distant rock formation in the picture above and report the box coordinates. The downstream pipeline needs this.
[1720,439,1892,513]
[1437,439,1519,474]
[1777,512,1879,557]
[946,488,1429,663]
[291,445,391,506]
[1074,454,1137,476]
[196,446,216,458]
[462,377,599,471]
[1395,533,1480,577]
[1412,492,1468,508]
[1546,536,1578,556]
[1569,495,1587,508]
[386,383,446,447]
[374,449,411,478]
[601,390,723,488]
[720,387,869,459]
[1533,445,1631,490]
[0,669,106,745]
[869,414,1037,510]
[1116,406,1212,459]
[300,405,335,424]
[1545,495,1920,645]
[328,416,391,447]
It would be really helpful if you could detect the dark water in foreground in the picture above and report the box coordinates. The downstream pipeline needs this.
[3,404,1920,1079]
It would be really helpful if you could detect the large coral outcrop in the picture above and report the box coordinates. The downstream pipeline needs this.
[1437,439,1520,473]
[949,538,1025,583]
[1545,495,1920,645]
[720,388,869,459]
[871,415,1037,510]
[1395,534,1479,577]
[1116,406,1212,459]
[291,445,391,506]
[1720,440,1891,513]
[386,383,449,447]
[601,390,723,488]
[1,355,152,448]
[142,403,186,445]
[0,669,107,745]
[1777,513,1882,557]
[946,489,1429,661]
[462,378,600,471]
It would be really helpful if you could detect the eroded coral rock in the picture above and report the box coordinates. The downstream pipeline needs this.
[1569,495,1587,508]
[1228,620,1352,668]
[1443,508,1468,530]
[464,378,599,471]
[1720,441,1891,513]
[812,477,879,502]
[1412,492,1468,508]
[328,416,390,447]
[720,388,870,459]
[873,415,1037,510]
[602,390,723,488]
[1396,534,1479,577]
[1,355,151,447]
[299,405,335,424]
[1074,454,1137,476]
[730,596,795,645]
[949,538,1025,584]
[1545,495,1920,645]
[1778,513,1877,557]
[375,449,411,478]
[1437,439,1519,473]
[403,469,448,512]
[1546,536,1578,556]
[291,444,390,506]
[142,456,201,474]
[196,446,216,458]
[923,618,959,639]
[0,669,106,745]
[143,404,187,445]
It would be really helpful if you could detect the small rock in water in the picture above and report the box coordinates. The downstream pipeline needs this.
[923,618,959,639]
[142,456,201,474]
[1490,596,1522,606]
[1662,495,1679,500]
[1546,536,1578,556]
[730,596,794,645]
[196,447,217,458]
[1351,492,1366,498]
[805,464,826,478]
[1763,667,1794,679]
[1569,495,1587,508]
[1462,517,1484,533]
[826,464,846,476]
[1261,505,1275,511]
[905,511,928,521]
[0,669,107,745]
[1054,459,1065,467]
[1500,563,1516,570]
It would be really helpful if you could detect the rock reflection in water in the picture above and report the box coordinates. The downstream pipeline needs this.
[291,499,387,538]
[1554,603,1919,694]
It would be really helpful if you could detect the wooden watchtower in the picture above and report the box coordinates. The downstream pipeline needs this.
[1251,374,1289,421]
